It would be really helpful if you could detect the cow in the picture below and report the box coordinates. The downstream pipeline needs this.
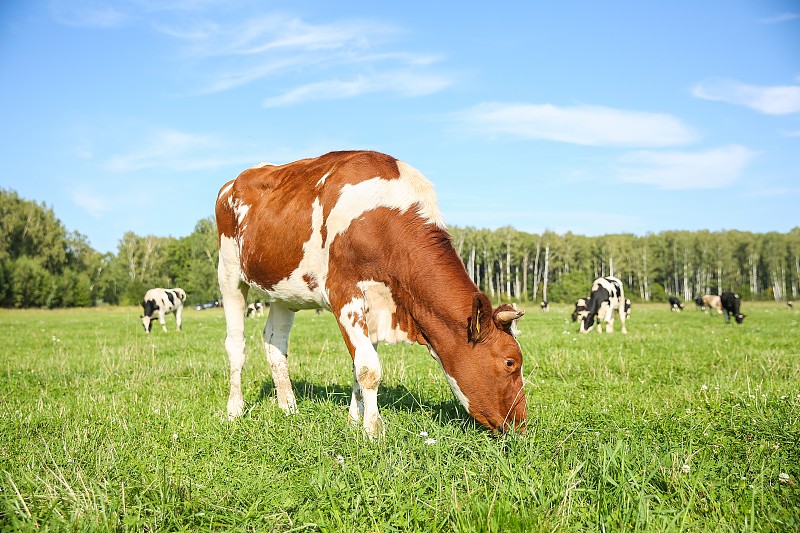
[573,276,628,334]
[669,296,684,312]
[694,296,705,311]
[624,298,632,319]
[701,294,722,316]
[215,150,526,437]
[140,288,186,333]
[788,301,794,311]
[571,297,610,332]
[540,301,549,312]
[720,292,746,324]
[247,301,265,318]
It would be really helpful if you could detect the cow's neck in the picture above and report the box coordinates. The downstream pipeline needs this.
[397,247,478,371]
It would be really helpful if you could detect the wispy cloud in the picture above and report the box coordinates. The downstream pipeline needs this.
[618,145,756,189]
[50,0,127,28]
[760,12,800,24]
[263,71,452,107]
[104,129,258,172]
[692,78,800,115]
[71,189,113,218]
[452,103,697,147]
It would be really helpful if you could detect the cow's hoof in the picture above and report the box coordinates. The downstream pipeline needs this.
[227,398,244,420]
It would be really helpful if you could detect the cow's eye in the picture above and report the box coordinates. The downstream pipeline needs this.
[505,359,515,368]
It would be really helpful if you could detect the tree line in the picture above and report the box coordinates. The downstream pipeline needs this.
[2,188,798,308]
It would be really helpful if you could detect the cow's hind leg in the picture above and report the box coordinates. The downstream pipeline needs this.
[263,303,297,414]
[348,341,378,425]
[218,237,249,419]
[618,302,627,334]
[175,306,183,331]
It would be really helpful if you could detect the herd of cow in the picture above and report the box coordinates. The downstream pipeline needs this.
[135,150,766,436]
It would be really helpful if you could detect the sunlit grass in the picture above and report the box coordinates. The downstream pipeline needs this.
[1,303,798,530]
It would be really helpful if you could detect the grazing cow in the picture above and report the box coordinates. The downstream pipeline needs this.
[215,150,526,436]
[669,296,684,312]
[573,276,628,334]
[694,296,705,311]
[720,292,746,324]
[624,298,632,319]
[247,301,265,318]
[788,301,794,310]
[571,297,610,332]
[540,301,549,312]
[141,288,186,333]
[701,294,722,316]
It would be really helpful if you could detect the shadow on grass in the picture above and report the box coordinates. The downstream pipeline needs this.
[257,378,476,431]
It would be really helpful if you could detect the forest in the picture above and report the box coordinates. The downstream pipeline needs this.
[2,188,798,308]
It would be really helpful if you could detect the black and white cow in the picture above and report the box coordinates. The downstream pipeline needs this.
[669,296,684,312]
[246,301,265,318]
[788,301,794,311]
[573,276,628,334]
[624,298,632,319]
[720,291,746,324]
[540,301,549,312]
[693,296,705,311]
[141,288,186,333]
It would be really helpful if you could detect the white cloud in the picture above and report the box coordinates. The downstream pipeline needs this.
[50,0,127,27]
[760,13,800,24]
[104,129,258,172]
[263,71,452,107]
[71,189,112,218]
[618,145,756,190]
[453,103,697,147]
[692,78,800,115]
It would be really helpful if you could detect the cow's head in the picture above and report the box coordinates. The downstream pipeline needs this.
[455,293,526,433]
[734,313,746,324]
[140,314,153,333]
[571,298,587,323]
[173,288,187,301]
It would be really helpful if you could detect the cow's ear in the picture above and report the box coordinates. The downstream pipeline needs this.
[469,292,494,343]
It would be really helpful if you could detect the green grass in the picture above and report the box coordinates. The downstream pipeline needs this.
[1,303,798,531]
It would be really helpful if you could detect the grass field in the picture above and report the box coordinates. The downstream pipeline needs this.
[1,302,798,531]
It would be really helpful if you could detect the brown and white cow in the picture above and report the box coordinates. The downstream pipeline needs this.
[701,294,722,315]
[215,151,526,436]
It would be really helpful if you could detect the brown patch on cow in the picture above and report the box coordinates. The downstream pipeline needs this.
[303,273,319,291]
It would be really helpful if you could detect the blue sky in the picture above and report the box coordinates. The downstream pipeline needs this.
[1,1,798,253]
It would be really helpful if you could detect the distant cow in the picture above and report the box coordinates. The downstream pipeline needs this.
[215,150,526,436]
[702,294,722,316]
[573,276,628,334]
[788,301,794,310]
[669,297,684,312]
[247,301,265,318]
[720,292,746,324]
[540,301,549,312]
[624,298,632,319]
[141,288,186,333]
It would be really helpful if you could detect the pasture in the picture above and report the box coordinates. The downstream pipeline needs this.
[1,302,798,531]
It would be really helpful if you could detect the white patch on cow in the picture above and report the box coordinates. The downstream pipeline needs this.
[326,167,445,247]
[357,280,411,344]
[428,348,470,411]
[249,162,272,169]
[234,203,250,226]
[262,198,329,309]
[316,170,332,188]
[218,180,234,200]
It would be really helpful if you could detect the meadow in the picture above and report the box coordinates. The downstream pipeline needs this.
[1,302,798,531]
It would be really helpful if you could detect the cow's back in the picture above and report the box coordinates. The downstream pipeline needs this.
[216,150,446,308]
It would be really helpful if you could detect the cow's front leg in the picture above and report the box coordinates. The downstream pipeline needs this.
[175,306,183,331]
[337,302,383,438]
[263,304,297,415]
[158,309,168,333]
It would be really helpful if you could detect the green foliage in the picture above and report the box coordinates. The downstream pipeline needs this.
[548,270,592,302]
[1,303,798,530]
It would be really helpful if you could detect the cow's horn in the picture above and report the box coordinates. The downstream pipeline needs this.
[496,310,524,324]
